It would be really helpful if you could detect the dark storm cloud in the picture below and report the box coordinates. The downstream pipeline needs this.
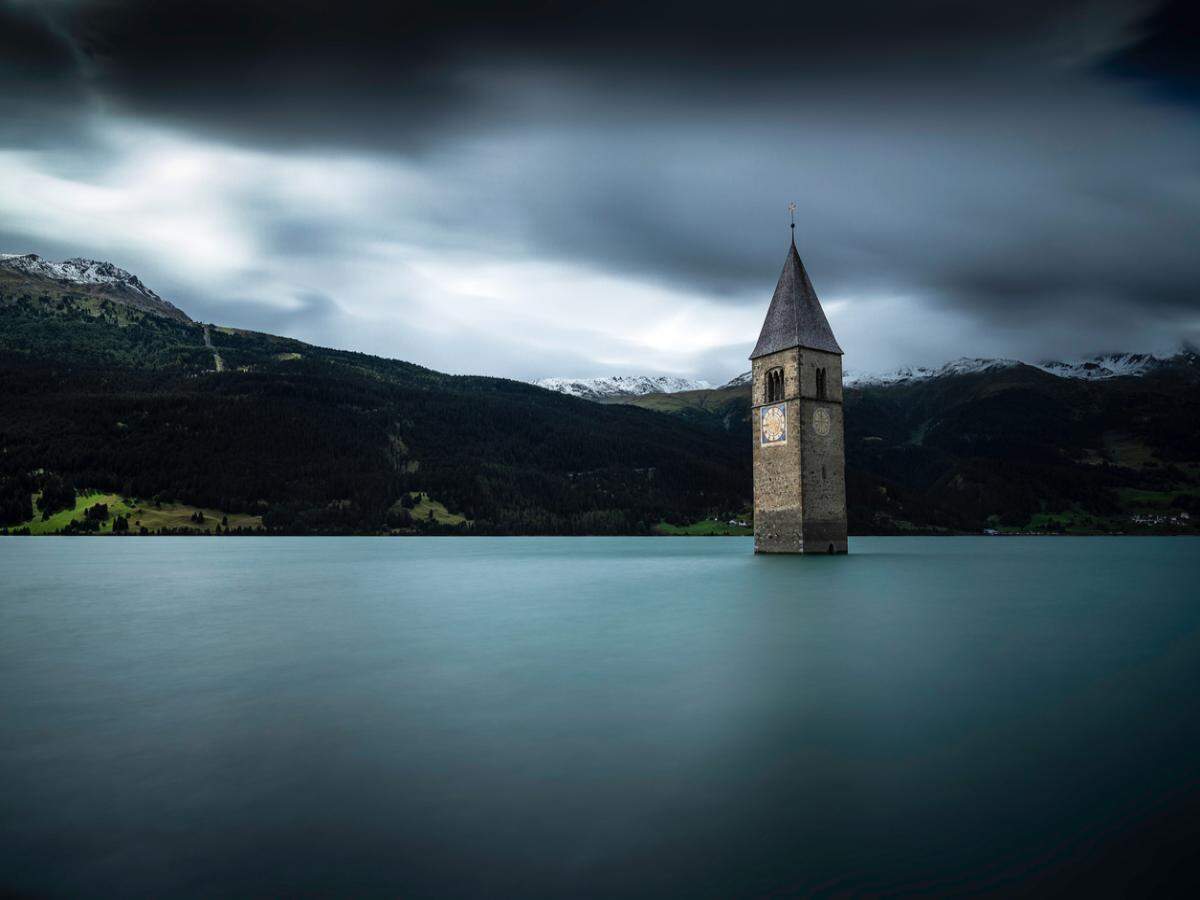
[445,69,1200,326]
[0,1,94,149]
[1104,0,1200,105]
[41,0,1155,150]
[3,0,1200,374]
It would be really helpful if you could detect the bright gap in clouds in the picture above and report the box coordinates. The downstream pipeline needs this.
[403,253,763,378]
[0,119,769,382]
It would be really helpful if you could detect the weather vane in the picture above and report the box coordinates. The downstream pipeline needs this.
[788,201,796,232]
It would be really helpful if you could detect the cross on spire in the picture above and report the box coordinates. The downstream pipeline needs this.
[788,201,796,233]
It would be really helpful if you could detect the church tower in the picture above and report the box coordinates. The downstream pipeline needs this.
[750,224,848,554]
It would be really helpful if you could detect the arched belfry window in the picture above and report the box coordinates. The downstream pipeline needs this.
[766,367,784,403]
[816,367,828,400]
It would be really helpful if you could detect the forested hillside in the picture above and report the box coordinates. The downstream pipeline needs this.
[620,357,1200,534]
[0,284,748,535]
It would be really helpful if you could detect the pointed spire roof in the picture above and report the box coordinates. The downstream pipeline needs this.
[750,239,842,358]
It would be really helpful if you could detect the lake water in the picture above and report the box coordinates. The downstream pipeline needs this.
[2,537,1199,897]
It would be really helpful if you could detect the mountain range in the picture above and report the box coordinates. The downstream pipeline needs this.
[2,253,1197,535]
[533,375,713,401]
[541,352,1179,401]
[844,353,1173,385]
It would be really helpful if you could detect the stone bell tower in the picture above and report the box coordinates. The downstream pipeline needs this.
[750,219,847,554]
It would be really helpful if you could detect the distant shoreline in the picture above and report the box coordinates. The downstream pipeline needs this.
[3,531,1196,539]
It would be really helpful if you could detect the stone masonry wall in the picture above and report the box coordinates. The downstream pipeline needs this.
[752,347,847,553]
[800,349,848,553]
[752,348,803,552]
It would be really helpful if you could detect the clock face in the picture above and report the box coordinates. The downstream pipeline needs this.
[812,407,831,436]
[760,403,787,445]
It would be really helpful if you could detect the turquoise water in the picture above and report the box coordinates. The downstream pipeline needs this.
[2,537,1199,897]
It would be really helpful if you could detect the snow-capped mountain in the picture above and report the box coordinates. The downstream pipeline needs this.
[534,375,712,400]
[2,253,160,297]
[1035,353,1163,380]
[844,357,1022,388]
[0,253,191,323]
[844,353,1171,388]
[721,371,753,388]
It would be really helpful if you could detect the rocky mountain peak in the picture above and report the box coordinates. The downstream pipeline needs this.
[0,252,192,323]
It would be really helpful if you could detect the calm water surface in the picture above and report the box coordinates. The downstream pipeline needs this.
[2,537,1199,897]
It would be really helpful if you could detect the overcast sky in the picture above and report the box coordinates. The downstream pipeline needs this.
[2,0,1198,382]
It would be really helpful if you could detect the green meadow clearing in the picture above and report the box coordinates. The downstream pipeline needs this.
[13,492,262,535]
[387,492,469,528]
[655,518,752,536]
